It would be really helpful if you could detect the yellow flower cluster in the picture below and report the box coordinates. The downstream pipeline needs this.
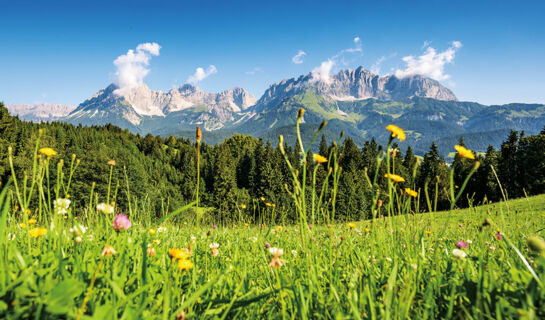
[169,248,194,271]
[29,227,47,238]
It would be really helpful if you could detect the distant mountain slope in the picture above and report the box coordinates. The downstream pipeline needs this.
[6,103,75,122]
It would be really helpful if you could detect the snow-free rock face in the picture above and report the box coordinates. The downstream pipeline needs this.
[6,103,76,122]
[253,67,457,112]
[64,83,257,131]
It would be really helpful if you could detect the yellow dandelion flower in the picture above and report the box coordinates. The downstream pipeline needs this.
[169,248,190,260]
[260,197,265,201]
[385,125,406,141]
[425,231,432,236]
[240,204,247,210]
[384,173,405,183]
[313,153,328,164]
[265,202,273,207]
[153,239,161,245]
[27,218,37,225]
[347,222,356,229]
[149,229,156,235]
[404,188,418,197]
[29,227,47,238]
[177,259,194,271]
[19,223,27,228]
[365,227,370,233]
[39,148,57,157]
[454,145,475,160]
[107,160,116,166]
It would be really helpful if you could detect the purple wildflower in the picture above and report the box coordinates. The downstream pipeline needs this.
[112,214,131,231]
[456,241,468,249]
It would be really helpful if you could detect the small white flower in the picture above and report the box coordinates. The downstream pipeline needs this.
[249,236,258,243]
[96,203,114,214]
[69,224,87,236]
[191,235,196,242]
[452,249,467,259]
[54,198,71,215]
[466,239,473,244]
[386,257,392,262]
[269,247,283,257]
[291,250,297,256]
[210,243,219,249]
[157,226,167,233]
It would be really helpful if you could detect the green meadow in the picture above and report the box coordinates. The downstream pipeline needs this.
[1,110,545,319]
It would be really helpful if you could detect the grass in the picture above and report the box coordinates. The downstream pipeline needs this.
[2,113,545,319]
[1,193,545,319]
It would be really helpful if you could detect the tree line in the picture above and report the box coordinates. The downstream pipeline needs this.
[1,103,544,224]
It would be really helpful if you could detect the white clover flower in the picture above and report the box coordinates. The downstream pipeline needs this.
[269,247,283,257]
[54,198,71,215]
[452,249,467,259]
[96,203,114,214]
[210,243,219,249]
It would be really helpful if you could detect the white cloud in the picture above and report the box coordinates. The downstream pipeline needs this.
[395,41,462,81]
[311,59,335,84]
[310,37,363,83]
[292,50,306,64]
[113,42,161,94]
[187,65,217,84]
[370,56,386,75]
[245,67,263,75]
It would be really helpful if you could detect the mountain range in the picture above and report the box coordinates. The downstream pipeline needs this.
[6,67,545,156]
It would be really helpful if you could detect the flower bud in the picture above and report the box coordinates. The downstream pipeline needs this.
[297,108,305,120]
[196,126,202,142]
[319,120,327,130]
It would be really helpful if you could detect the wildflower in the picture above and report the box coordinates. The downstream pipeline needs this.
[365,227,370,234]
[69,224,87,236]
[213,225,217,229]
[29,227,47,238]
[153,239,161,245]
[157,226,167,233]
[39,147,57,157]
[75,236,82,243]
[54,198,71,215]
[378,199,383,207]
[210,243,220,256]
[458,223,463,227]
[102,245,116,256]
[265,202,273,207]
[454,145,475,160]
[309,225,313,230]
[27,218,37,225]
[190,235,196,242]
[147,247,156,257]
[249,236,258,243]
[452,249,467,259]
[456,241,468,249]
[196,126,202,143]
[169,248,190,260]
[347,222,356,229]
[404,188,418,198]
[112,214,132,231]
[385,124,406,141]
[260,197,265,201]
[265,242,271,248]
[291,250,297,256]
[177,259,194,271]
[268,247,285,268]
[149,229,156,235]
[240,204,247,209]
[14,205,19,212]
[528,236,545,254]
[107,160,116,166]
[313,153,328,164]
[489,245,496,251]
[384,173,405,183]
[495,232,502,241]
[97,203,114,214]
[425,231,431,236]
[386,257,392,262]
[466,239,473,244]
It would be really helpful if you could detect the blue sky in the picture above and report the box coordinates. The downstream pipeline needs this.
[1,0,544,106]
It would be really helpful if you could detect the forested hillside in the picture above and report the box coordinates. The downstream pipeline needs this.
[1,103,544,223]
